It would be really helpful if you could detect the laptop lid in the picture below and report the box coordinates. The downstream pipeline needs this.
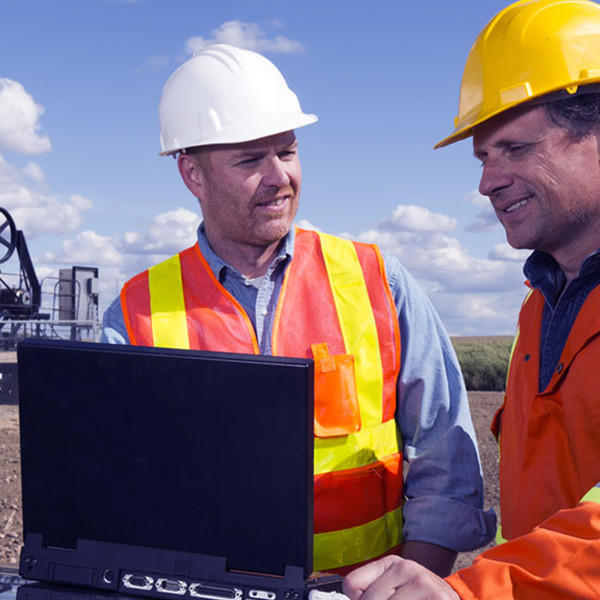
[18,339,315,579]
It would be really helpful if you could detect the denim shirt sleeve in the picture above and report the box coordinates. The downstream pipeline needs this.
[382,250,496,551]
[101,295,129,344]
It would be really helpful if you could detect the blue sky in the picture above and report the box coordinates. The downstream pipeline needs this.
[0,0,532,335]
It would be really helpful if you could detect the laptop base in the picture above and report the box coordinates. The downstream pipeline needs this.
[20,535,342,600]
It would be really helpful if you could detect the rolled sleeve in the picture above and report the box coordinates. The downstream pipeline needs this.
[383,251,496,551]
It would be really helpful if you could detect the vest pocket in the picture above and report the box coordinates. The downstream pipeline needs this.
[311,342,361,438]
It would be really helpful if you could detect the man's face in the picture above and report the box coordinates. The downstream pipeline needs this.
[187,130,301,256]
[473,105,600,267]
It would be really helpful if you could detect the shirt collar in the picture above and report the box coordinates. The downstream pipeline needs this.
[524,247,600,305]
[196,222,295,281]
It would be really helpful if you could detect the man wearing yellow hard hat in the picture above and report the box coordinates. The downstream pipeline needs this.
[343,0,600,598]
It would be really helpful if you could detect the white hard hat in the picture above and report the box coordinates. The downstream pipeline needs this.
[159,44,318,155]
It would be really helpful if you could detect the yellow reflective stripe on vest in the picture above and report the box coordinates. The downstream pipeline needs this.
[314,419,399,474]
[318,232,384,429]
[314,506,403,572]
[148,254,190,349]
[495,524,507,545]
[581,483,600,504]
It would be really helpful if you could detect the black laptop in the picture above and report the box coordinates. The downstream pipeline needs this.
[17,339,342,600]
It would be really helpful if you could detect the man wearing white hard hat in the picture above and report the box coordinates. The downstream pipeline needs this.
[102,44,494,576]
[343,0,600,598]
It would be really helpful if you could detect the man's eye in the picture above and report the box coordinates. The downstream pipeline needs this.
[508,144,527,155]
[238,157,260,166]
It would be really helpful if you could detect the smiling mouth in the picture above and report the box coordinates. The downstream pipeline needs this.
[504,197,531,213]
[257,196,288,208]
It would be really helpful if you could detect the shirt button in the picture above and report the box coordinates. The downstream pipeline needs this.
[261,309,267,316]
[556,362,564,374]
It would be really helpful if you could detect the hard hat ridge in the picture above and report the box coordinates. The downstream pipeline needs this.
[159,43,318,156]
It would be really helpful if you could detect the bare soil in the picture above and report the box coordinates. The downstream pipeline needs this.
[0,391,502,571]
[0,404,21,566]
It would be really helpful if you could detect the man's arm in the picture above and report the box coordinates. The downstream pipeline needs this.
[101,295,130,344]
[401,541,456,578]
[345,486,600,600]
[382,251,495,569]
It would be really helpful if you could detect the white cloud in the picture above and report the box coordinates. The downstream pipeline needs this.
[295,218,321,231]
[427,289,524,337]
[465,189,488,207]
[186,20,305,55]
[133,54,170,75]
[22,162,44,183]
[464,189,501,233]
[378,204,458,232]
[489,242,530,262]
[40,207,201,310]
[43,207,199,267]
[354,203,528,335]
[0,157,91,237]
[0,78,51,154]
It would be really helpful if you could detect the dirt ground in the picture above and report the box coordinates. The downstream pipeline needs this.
[0,404,21,566]
[0,391,502,571]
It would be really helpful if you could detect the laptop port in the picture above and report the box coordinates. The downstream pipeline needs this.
[122,574,154,591]
[189,583,243,600]
[249,591,276,600]
[156,578,187,595]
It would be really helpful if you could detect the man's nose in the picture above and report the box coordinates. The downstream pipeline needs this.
[263,156,291,187]
[478,161,513,198]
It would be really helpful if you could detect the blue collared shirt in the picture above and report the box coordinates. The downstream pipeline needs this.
[524,248,600,391]
[102,224,496,552]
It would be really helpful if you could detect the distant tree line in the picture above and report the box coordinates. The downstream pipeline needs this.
[451,336,514,392]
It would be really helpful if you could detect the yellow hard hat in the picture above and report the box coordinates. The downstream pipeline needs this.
[436,0,600,148]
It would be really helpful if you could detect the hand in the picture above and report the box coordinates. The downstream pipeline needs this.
[343,555,460,600]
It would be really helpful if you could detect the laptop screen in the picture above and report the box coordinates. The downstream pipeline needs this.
[18,339,315,578]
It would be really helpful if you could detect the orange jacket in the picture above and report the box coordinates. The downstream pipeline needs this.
[121,228,403,574]
[447,286,600,599]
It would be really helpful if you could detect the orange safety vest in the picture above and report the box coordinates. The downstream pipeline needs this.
[447,284,600,599]
[120,228,403,574]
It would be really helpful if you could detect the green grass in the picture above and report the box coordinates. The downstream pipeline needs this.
[451,336,514,391]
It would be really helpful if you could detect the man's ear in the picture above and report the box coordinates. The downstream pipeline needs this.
[178,153,205,198]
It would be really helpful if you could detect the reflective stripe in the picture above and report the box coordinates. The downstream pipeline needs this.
[319,232,384,429]
[313,506,403,572]
[581,483,600,504]
[314,419,399,474]
[148,255,189,349]
[505,326,519,390]
[495,524,507,545]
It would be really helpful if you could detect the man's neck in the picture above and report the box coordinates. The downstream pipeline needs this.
[206,235,284,278]
[550,236,600,285]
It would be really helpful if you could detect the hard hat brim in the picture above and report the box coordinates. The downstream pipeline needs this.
[434,82,600,149]
[159,112,318,156]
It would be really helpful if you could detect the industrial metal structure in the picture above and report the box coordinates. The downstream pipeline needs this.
[0,207,100,403]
